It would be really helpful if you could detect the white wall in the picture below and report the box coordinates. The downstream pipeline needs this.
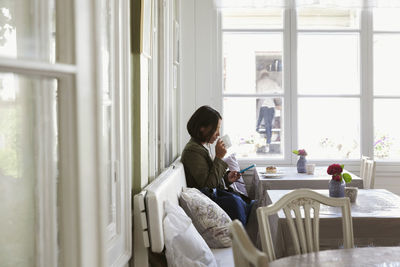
[181,0,221,149]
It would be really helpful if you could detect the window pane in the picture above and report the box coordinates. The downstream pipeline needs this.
[0,0,56,62]
[373,34,400,96]
[223,33,283,94]
[298,34,360,95]
[373,8,400,31]
[374,99,400,160]
[298,7,360,30]
[0,73,58,266]
[223,97,283,158]
[222,8,283,29]
[99,0,118,239]
[298,98,360,159]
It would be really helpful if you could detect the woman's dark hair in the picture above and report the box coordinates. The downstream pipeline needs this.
[187,105,222,143]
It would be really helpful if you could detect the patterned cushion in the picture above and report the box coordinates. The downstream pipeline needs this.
[179,188,232,248]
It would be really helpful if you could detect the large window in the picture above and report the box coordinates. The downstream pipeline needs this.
[373,8,400,160]
[296,7,361,160]
[0,0,131,266]
[221,6,400,163]
[0,2,60,266]
[148,0,181,180]
[222,9,285,159]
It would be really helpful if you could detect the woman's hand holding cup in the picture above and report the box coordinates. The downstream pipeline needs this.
[215,138,227,159]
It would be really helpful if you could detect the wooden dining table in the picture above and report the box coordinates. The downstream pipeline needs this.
[267,189,400,258]
[252,166,363,205]
[269,246,400,267]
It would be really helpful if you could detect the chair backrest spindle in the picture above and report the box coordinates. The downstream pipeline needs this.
[257,189,354,262]
[360,155,370,180]
[362,159,376,189]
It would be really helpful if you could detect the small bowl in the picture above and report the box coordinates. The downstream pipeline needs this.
[345,187,358,203]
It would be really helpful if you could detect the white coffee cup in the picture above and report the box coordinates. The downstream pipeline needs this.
[306,163,316,175]
[220,134,232,149]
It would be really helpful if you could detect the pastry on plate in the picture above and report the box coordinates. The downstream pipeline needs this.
[266,166,277,174]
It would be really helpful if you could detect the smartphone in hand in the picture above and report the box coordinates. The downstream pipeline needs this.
[239,164,256,174]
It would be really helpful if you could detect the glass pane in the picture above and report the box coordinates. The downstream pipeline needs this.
[100,0,112,96]
[298,98,360,159]
[298,33,360,95]
[297,7,360,30]
[373,8,400,31]
[373,34,400,96]
[0,0,56,62]
[222,8,283,29]
[223,97,283,158]
[100,0,118,239]
[0,73,58,266]
[223,33,283,94]
[374,99,400,160]
[103,104,116,230]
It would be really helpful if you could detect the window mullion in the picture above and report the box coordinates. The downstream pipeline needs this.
[288,7,297,165]
[36,80,58,267]
[223,93,284,97]
[0,58,77,77]
[360,7,374,159]
[55,0,80,265]
[149,0,159,180]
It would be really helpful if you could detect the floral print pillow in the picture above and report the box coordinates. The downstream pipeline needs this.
[179,188,232,248]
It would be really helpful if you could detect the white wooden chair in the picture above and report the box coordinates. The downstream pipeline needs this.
[229,220,269,267]
[257,189,354,262]
[362,158,376,189]
[360,155,370,182]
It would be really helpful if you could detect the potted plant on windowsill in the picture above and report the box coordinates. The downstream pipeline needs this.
[327,164,352,197]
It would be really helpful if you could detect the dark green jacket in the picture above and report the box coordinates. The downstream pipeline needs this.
[181,138,230,189]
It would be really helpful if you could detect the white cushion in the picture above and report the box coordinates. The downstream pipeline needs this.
[211,248,234,267]
[163,200,217,267]
[223,153,248,196]
[180,188,232,248]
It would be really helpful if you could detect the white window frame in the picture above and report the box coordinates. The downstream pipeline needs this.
[217,6,400,172]
[218,8,293,166]
[148,0,181,177]
[59,0,107,266]
[370,8,400,171]
[0,0,113,266]
[101,0,132,266]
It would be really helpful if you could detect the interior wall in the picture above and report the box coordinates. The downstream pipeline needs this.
[180,0,220,150]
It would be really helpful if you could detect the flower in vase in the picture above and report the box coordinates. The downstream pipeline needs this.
[327,163,352,183]
[292,149,307,156]
[332,174,341,181]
